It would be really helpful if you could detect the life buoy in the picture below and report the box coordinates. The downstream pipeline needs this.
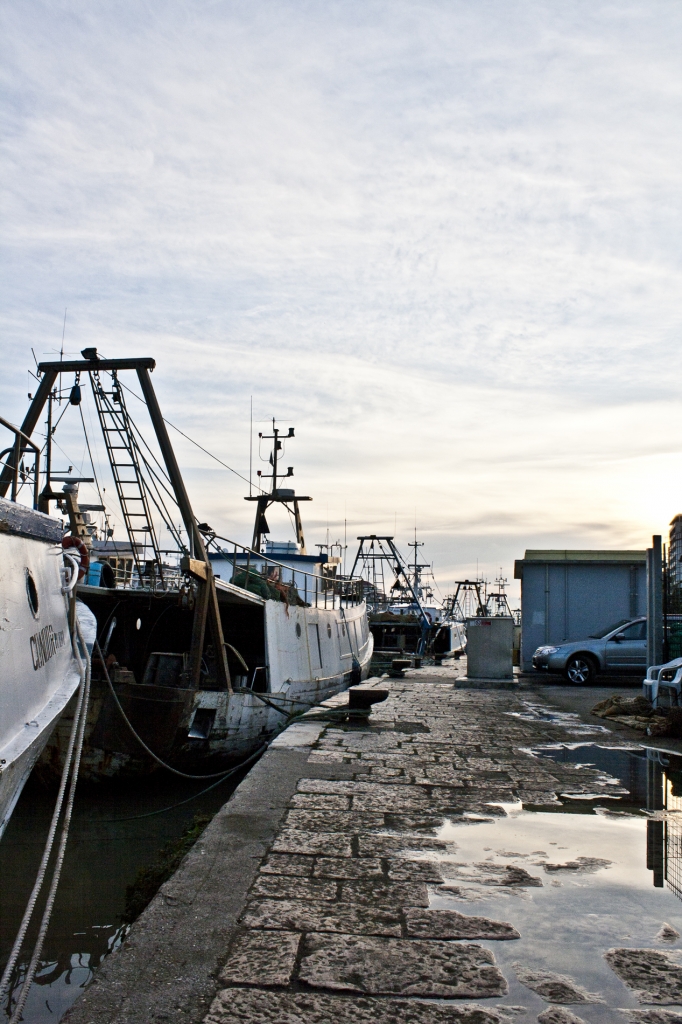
[62,535,90,580]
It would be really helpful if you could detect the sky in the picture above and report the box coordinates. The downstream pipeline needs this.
[2,0,682,601]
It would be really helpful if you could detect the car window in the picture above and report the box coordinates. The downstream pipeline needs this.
[614,622,646,641]
[589,619,630,639]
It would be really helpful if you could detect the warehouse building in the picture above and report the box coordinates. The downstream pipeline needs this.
[514,549,647,672]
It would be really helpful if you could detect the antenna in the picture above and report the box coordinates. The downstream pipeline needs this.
[249,396,253,497]
[59,309,67,403]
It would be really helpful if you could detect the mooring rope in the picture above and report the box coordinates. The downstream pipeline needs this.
[1,615,91,1022]
[90,741,269,823]
[96,642,275,780]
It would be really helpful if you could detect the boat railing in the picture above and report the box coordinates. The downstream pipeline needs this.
[89,537,365,608]
[210,537,365,609]
[0,418,41,507]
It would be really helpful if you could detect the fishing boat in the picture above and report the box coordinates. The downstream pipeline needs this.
[351,534,465,663]
[0,422,84,836]
[4,351,372,781]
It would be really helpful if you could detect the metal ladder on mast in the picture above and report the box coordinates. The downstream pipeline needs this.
[91,371,166,587]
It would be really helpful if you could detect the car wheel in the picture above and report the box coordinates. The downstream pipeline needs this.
[565,655,596,686]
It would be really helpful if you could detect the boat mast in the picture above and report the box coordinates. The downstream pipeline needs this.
[5,350,230,691]
[246,419,311,554]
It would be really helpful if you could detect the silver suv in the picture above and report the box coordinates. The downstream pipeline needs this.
[532,617,647,685]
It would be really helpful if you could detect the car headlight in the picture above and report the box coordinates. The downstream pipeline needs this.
[535,646,560,656]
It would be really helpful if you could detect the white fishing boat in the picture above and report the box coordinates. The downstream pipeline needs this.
[4,352,372,781]
[0,424,82,837]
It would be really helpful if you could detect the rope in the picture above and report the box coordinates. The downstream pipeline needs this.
[78,404,107,512]
[88,742,269,823]
[1,612,91,1020]
[117,378,266,494]
[96,641,255,779]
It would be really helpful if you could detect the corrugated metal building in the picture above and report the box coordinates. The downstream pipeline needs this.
[514,549,647,671]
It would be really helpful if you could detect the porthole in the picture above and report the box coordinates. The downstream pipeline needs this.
[295,623,301,637]
[136,618,142,631]
[26,570,39,617]
[327,624,332,638]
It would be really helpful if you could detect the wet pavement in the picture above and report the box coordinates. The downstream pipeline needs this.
[61,665,682,1024]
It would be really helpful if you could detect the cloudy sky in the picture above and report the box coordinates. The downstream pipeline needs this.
[2,1,681,599]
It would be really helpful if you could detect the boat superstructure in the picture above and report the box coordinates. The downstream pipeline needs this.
[0,421,83,835]
[8,351,371,780]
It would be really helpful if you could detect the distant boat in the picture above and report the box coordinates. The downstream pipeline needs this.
[9,352,372,781]
[351,533,465,661]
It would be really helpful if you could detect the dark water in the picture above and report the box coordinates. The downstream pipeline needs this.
[0,770,246,1023]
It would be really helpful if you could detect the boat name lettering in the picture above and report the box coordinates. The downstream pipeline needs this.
[30,624,66,670]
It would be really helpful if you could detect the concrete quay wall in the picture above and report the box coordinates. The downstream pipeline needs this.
[63,667,632,1024]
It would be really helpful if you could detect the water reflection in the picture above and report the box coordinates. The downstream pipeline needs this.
[643,748,682,896]
[534,742,682,902]
[1,769,246,1024]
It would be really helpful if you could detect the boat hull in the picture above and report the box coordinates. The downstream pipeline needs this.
[40,594,373,781]
[0,501,81,837]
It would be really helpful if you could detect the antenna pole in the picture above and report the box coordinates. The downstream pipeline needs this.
[59,309,67,400]
[249,396,253,497]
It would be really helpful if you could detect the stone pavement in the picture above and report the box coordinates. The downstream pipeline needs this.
[203,670,629,1024]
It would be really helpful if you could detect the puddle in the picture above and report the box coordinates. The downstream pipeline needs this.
[507,702,610,736]
[420,810,682,1023]
[399,744,682,1023]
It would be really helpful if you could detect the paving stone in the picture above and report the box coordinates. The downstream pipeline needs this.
[205,987,519,1024]
[537,1008,589,1024]
[299,934,508,998]
[260,853,313,876]
[314,857,384,879]
[218,930,300,987]
[544,857,612,874]
[384,812,446,833]
[340,879,430,907]
[285,809,386,832]
[240,899,402,936]
[621,1012,682,1024]
[386,857,444,882]
[604,948,682,1004]
[352,789,433,811]
[290,793,352,809]
[358,834,449,857]
[250,875,338,901]
[307,750,360,762]
[405,908,520,939]
[272,830,353,857]
[512,964,603,1004]
[442,864,543,888]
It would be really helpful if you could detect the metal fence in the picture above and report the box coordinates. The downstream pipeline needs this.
[663,543,682,661]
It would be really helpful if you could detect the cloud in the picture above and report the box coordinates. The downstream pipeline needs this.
[1,0,680,597]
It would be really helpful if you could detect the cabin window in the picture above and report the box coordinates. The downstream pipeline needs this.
[327,623,332,638]
[296,623,301,637]
[26,570,39,617]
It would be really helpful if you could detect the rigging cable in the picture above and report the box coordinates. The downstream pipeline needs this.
[78,404,107,511]
[117,379,266,494]
[89,741,269,823]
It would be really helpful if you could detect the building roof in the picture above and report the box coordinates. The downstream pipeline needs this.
[514,549,646,579]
